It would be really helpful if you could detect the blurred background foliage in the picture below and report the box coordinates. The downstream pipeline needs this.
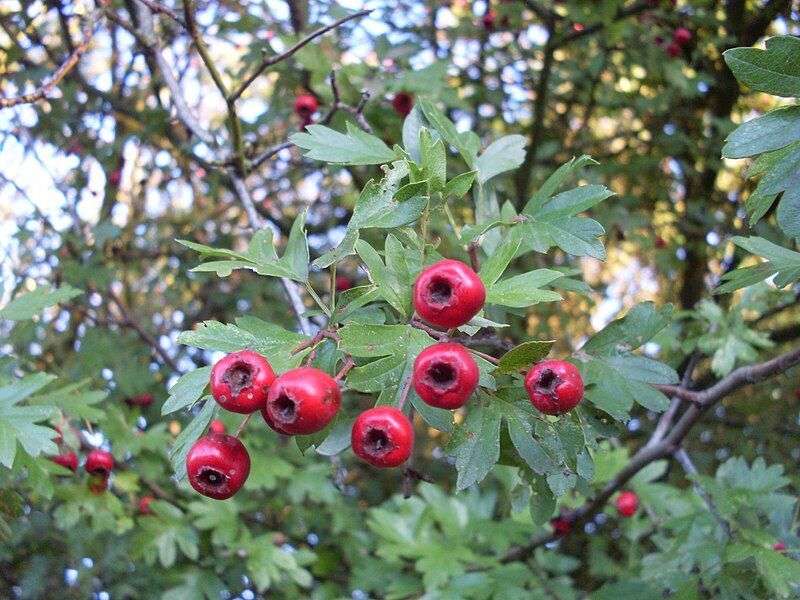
[0,0,799,597]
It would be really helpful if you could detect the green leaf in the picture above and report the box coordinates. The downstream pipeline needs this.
[723,36,800,98]
[0,285,82,321]
[177,318,308,373]
[515,217,607,260]
[755,547,800,598]
[446,401,502,491]
[716,236,800,293]
[0,373,59,468]
[582,302,674,354]
[722,106,800,158]
[180,212,309,282]
[525,154,598,214]
[290,122,396,165]
[315,418,354,456]
[529,477,556,524]
[475,135,526,184]
[443,170,477,198]
[162,367,212,415]
[495,341,555,375]
[417,97,476,166]
[419,128,447,193]
[480,237,522,288]
[29,380,107,421]
[487,269,564,308]
[169,399,218,479]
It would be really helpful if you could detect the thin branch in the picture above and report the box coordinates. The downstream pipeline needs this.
[229,9,372,103]
[137,0,185,28]
[0,13,98,109]
[675,448,732,537]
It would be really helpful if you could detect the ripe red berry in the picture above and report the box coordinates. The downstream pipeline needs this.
[294,94,318,118]
[391,92,414,117]
[139,495,155,515]
[655,236,666,249]
[774,542,787,553]
[335,276,353,292]
[264,368,341,435]
[50,451,79,473]
[108,170,121,186]
[525,360,584,415]
[673,27,692,46]
[550,517,572,537]
[186,433,251,500]
[413,343,479,409]
[666,43,681,58]
[351,407,413,468]
[413,260,486,329]
[482,10,496,31]
[260,404,292,435]
[85,449,114,476]
[126,393,153,407]
[209,419,227,435]
[210,350,276,414]
[615,491,639,517]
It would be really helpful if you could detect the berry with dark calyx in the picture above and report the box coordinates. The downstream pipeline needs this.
[666,43,681,58]
[351,407,413,468]
[413,260,486,329]
[186,433,251,500]
[210,350,276,414]
[261,404,292,435]
[525,360,584,416]
[264,368,341,435]
[294,94,318,118]
[673,27,692,46]
[550,517,572,537]
[615,491,639,517]
[413,343,479,409]
[139,495,155,515]
[50,451,79,473]
[209,419,227,435]
[85,449,114,476]
[391,92,414,117]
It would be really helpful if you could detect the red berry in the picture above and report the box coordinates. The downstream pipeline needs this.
[774,542,787,553]
[88,474,109,495]
[525,360,584,416]
[210,350,276,414]
[673,27,692,46]
[209,419,227,435]
[615,491,639,517]
[391,92,414,117]
[482,10,496,31]
[655,236,666,249]
[413,260,486,329]
[85,449,114,476]
[260,404,292,435]
[186,433,251,500]
[264,368,341,435]
[550,517,572,537]
[335,276,353,292]
[413,343,479,409]
[50,451,79,473]
[139,495,155,515]
[351,407,413,468]
[666,43,681,58]
[294,94,318,118]
[108,170,121,186]
[126,393,153,407]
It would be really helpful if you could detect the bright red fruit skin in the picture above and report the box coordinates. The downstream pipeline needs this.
[210,350,276,414]
[525,360,584,415]
[351,407,413,468]
[413,343,479,409]
[85,449,114,476]
[186,433,250,500]
[774,542,787,553]
[615,491,639,517]
[50,451,79,473]
[209,419,227,434]
[294,94,318,118]
[413,260,486,329]
[391,92,414,117]
[551,517,572,537]
[264,368,341,435]
[127,393,153,407]
[261,404,292,435]
[335,276,353,292]
[139,495,154,515]
[673,27,692,46]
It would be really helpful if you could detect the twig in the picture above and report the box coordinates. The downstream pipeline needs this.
[675,448,732,537]
[234,413,253,438]
[468,242,480,273]
[397,375,413,412]
[229,9,372,103]
[1,13,98,109]
[137,0,185,28]
[334,357,355,381]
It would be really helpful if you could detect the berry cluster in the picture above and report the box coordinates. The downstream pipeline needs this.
[185,259,585,500]
[50,436,115,495]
